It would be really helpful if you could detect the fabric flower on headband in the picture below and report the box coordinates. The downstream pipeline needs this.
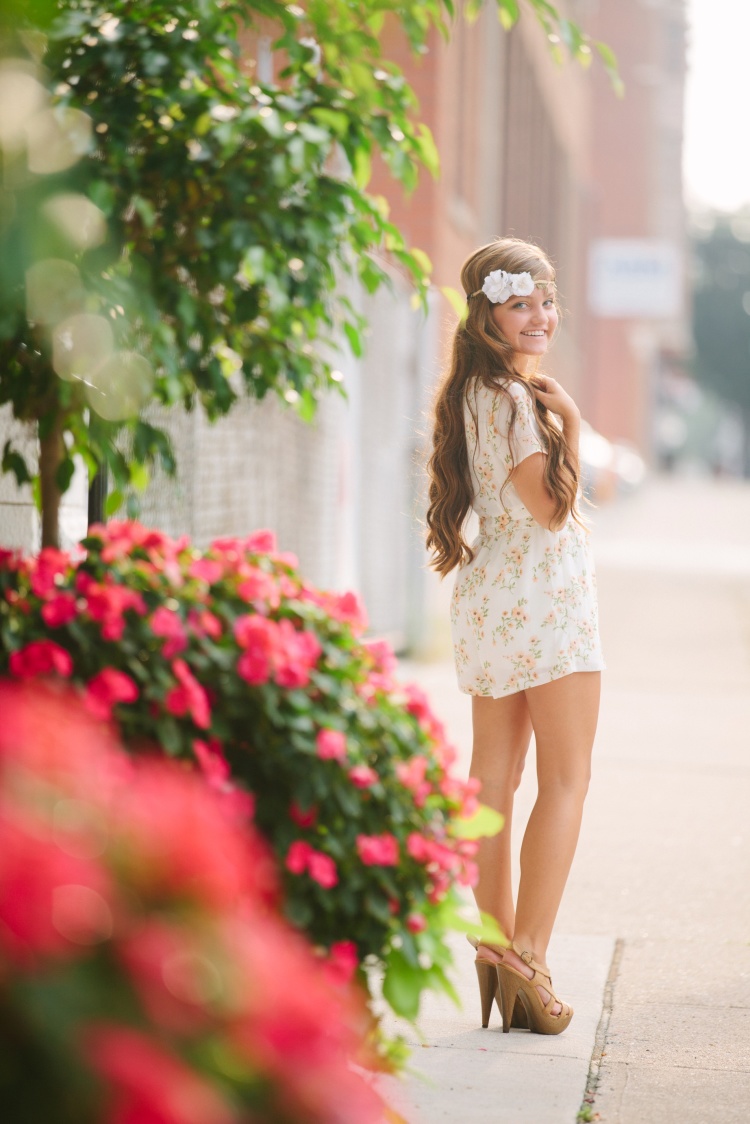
[475,269,536,304]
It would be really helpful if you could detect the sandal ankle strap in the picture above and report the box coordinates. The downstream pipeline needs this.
[511,941,552,981]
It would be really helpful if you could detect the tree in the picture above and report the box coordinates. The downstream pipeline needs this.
[0,0,618,546]
[691,209,750,475]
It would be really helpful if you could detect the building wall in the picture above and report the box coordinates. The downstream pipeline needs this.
[369,4,594,406]
[585,0,688,453]
[370,0,688,456]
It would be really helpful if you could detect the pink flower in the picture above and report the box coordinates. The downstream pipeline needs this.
[84,668,139,721]
[150,606,187,659]
[187,557,224,584]
[191,738,253,820]
[274,619,321,688]
[285,840,313,875]
[307,850,338,889]
[332,590,368,633]
[85,581,147,642]
[164,659,210,729]
[315,728,347,762]
[395,756,432,805]
[235,613,278,685]
[406,913,427,934]
[271,550,296,569]
[0,814,112,963]
[406,832,458,874]
[237,648,271,686]
[234,614,321,689]
[349,765,378,789]
[41,593,78,628]
[237,567,277,605]
[289,801,317,828]
[192,737,230,787]
[118,922,210,1034]
[93,521,175,563]
[285,841,338,888]
[27,547,70,598]
[363,638,397,675]
[325,940,359,985]
[0,547,21,571]
[245,529,276,553]
[75,570,94,595]
[187,608,222,640]
[441,774,481,818]
[9,640,73,680]
[406,832,436,864]
[356,834,399,866]
[403,682,447,742]
[234,614,277,676]
[84,1025,235,1124]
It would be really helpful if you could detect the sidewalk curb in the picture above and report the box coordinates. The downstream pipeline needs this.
[578,938,624,1121]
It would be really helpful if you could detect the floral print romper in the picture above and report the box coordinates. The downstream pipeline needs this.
[450,379,605,697]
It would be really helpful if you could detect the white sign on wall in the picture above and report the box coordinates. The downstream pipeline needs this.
[588,238,682,319]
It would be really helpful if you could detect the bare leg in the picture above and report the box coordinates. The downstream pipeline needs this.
[509,671,601,1008]
[470,691,533,945]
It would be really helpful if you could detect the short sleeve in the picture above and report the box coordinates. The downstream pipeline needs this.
[504,381,545,466]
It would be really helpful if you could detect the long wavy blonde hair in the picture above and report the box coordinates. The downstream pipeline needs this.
[425,237,582,577]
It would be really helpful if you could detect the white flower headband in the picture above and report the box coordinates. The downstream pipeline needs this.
[469,269,553,305]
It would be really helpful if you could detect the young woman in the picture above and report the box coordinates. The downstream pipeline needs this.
[426,237,605,1035]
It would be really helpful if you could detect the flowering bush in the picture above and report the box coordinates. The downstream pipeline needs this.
[0,524,498,1038]
[0,683,383,1124]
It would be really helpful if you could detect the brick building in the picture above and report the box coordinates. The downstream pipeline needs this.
[369,0,688,452]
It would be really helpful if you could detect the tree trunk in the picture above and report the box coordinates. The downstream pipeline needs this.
[39,414,64,549]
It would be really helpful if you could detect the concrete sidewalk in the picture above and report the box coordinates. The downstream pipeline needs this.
[377,933,615,1124]
[382,475,750,1124]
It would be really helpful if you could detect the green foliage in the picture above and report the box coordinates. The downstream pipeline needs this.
[0,523,498,1042]
[0,0,616,530]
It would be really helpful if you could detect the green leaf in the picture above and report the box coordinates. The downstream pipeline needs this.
[55,456,75,494]
[310,107,350,137]
[415,124,439,178]
[132,195,156,229]
[451,802,504,840]
[595,40,625,96]
[2,442,32,486]
[105,489,125,517]
[465,0,485,24]
[471,910,508,948]
[88,179,116,216]
[343,320,364,358]
[382,948,423,1020]
[440,285,468,323]
[498,0,520,30]
[410,247,432,278]
[353,147,372,191]
[129,462,150,492]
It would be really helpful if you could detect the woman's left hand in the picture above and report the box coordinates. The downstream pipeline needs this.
[529,376,580,422]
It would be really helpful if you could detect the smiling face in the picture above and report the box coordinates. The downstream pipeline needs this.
[489,278,558,368]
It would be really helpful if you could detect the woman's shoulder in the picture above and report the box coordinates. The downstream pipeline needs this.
[470,376,533,412]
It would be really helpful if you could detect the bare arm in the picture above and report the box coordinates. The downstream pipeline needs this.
[508,377,580,531]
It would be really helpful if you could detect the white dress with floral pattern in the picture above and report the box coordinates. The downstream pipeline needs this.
[450,379,605,697]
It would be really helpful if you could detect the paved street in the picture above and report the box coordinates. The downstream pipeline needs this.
[382,474,750,1123]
